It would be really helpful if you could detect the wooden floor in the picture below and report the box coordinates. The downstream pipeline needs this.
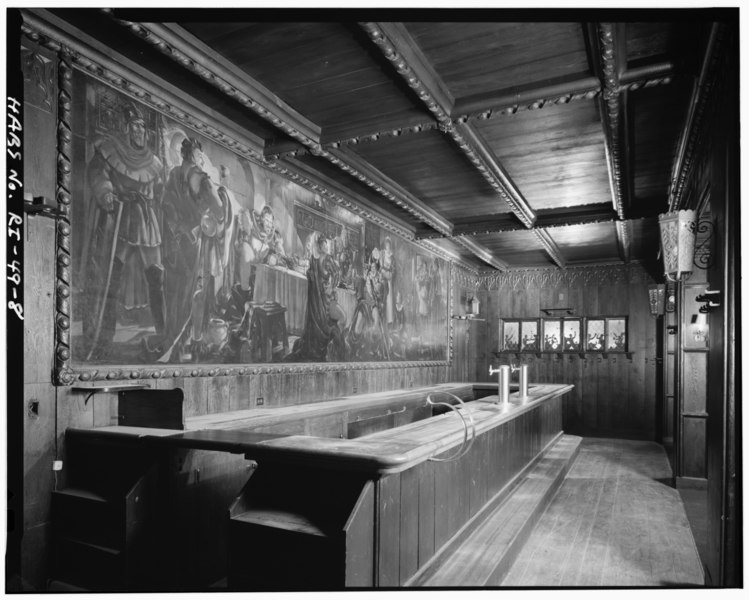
[502,438,704,587]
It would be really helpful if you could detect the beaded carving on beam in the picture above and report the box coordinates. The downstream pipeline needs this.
[669,25,728,211]
[442,125,535,229]
[597,23,626,220]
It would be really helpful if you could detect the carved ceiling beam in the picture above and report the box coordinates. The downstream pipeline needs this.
[455,74,601,118]
[620,61,675,89]
[669,23,725,211]
[533,229,567,269]
[451,121,536,227]
[446,202,617,237]
[279,156,419,241]
[264,138,310,160]
[361,21,537,229]
[112,19,324,151]
[453,236,509,272]
[326,146,454,236]
[317,66,675,149]
[108,18,460,239]
[314,62,676,149]
[615,220,632,263]
[589,23,629,221]
[359,22,455,127]
[321,118,441,148]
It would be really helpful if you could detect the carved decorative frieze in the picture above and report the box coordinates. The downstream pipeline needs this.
[480,261,655,291]
[452,262,480,289]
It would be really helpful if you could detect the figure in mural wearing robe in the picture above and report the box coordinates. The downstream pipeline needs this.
[286,232,346,362]
[82,102,165,361]
[381,236,396,329]
[347,248,390,360]
[159,136,234,362]
[333,226,355,289]
[429,259,442,316]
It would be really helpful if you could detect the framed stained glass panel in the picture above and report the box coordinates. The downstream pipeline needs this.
[542,319,562,352]
[519,319,539,352]
[606,318,628,352]
[586,319,605,351]
[562,318,582,352]
[500,319,521,352]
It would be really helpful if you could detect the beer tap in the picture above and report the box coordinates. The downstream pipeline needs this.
[489,363,511,406]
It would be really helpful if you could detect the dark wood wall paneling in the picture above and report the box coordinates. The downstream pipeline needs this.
[482,266,658,440]
[20,40,59,588]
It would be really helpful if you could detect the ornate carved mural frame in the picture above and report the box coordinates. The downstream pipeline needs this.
[20,11,456,385]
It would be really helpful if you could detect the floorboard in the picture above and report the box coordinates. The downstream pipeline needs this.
[502,438,704,587]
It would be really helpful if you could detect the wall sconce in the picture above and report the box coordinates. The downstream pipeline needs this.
[696,289,721,313]
[467,296,480,317]
[647,284,665,316]
[452,294,485,321]
[658,209,696,281]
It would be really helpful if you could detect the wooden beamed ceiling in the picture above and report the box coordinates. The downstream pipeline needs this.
[91,10,724,271]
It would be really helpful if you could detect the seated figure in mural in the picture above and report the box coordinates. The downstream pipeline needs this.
[159,136,235,362]
[286,231,346,362]
[82,102,165,361]
[235,204,294,288]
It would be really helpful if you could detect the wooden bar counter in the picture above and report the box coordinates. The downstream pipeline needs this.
[63,382,573,590]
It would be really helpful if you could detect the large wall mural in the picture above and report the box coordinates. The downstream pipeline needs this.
[69,73,449,369]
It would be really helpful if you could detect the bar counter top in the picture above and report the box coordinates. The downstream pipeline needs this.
[68,382,573,475]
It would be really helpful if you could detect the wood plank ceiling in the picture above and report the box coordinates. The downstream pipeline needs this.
[61,9,719,272]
